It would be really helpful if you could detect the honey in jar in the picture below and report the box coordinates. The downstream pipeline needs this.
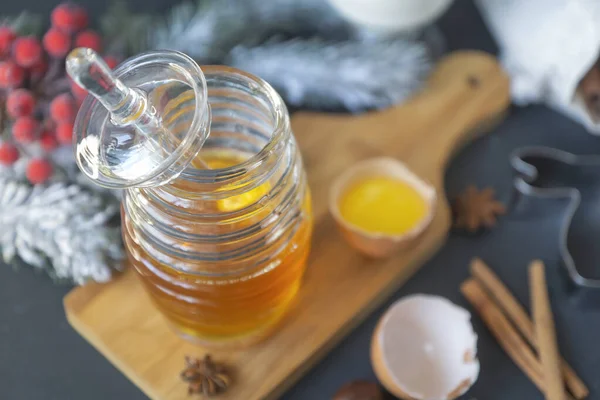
[69,50,312,347]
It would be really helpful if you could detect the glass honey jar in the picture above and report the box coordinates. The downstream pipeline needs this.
[68,49,312,347]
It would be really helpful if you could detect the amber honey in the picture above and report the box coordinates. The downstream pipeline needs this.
[122,150,313,346]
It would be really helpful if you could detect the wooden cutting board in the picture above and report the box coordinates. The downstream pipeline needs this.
[64,51,510,400]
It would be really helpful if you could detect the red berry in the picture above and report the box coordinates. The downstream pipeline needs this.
[70,79,88,100]
[0,26,16,57]
[26,158,53,184]
[0,142,19,166]
[13,36,42,68]
[56,122,74,144]
[75,30,102,52]
[0,61,24,88]
[50,94,76,123]
[12,117,39,143]
[43,28,71,58]
[6,89,36,118]
[51,3,88,33]
[39,130,58,152]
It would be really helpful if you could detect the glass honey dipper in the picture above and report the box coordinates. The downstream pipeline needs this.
[66,47,211,189]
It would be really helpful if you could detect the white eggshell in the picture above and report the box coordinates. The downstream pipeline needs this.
[374,294,479,400]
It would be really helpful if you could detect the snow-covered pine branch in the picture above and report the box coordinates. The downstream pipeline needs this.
[228,38,432,112]
[0,178,123,285]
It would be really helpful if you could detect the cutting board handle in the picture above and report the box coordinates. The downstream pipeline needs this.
[425,51,510,165]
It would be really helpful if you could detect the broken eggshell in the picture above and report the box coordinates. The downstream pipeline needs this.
[371,294,480,400]
[329,157,436,258]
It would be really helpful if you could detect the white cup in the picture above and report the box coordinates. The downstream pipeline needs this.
[327,0,453,36]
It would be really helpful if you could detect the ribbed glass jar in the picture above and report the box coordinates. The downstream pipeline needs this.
[121,66,312,347]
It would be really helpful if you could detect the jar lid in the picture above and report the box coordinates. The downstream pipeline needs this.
[67,48,210,189]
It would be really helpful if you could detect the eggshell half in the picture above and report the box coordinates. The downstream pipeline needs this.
[371,294,479,400]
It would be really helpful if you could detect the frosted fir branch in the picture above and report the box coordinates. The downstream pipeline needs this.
[0,178,124,285]
[148,0,353,64]
[100,0,431,111]
[227,37,432,112]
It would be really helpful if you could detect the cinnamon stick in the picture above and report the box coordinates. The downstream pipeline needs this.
[530,261,566,400]
[470,258,588,399]
[461,279,574,400]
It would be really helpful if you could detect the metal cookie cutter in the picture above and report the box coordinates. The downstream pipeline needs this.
[511,146,600,305]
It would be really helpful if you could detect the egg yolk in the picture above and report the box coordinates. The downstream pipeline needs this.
[338,176,428,235]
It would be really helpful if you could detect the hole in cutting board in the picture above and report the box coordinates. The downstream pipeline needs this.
[467,75,480,88]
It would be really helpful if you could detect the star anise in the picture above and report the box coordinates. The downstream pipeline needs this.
[453,185,506,232]
[181,355,231,397]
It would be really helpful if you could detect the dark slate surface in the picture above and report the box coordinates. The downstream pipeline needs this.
[2,1,600,399]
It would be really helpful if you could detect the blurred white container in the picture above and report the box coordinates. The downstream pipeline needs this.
[476,0,600,134]
[326,0,453,36]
